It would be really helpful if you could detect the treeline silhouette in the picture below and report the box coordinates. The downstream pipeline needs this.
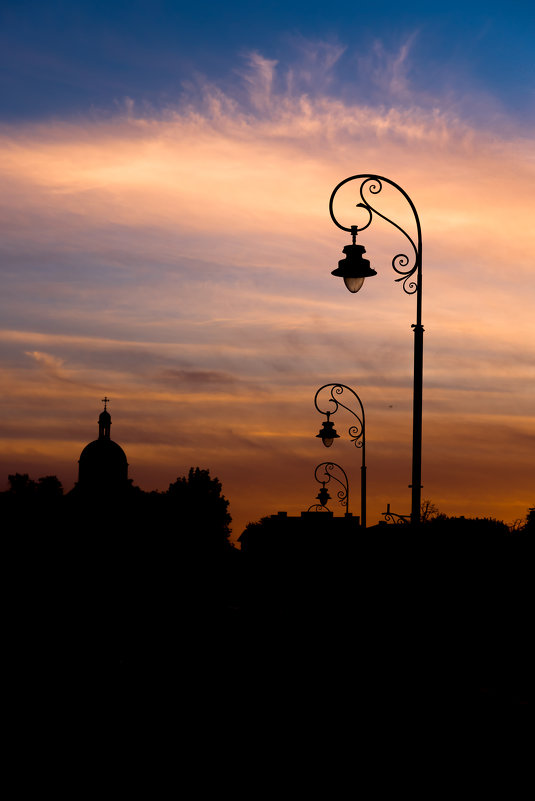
[3,471,532,708]
[3,467,240,717]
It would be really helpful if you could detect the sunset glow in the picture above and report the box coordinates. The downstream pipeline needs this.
[1,2,534,539]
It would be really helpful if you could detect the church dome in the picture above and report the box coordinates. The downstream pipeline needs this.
[77,398,129,492]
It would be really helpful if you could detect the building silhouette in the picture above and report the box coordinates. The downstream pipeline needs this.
[76,398,129,496]
[238,510,360,556]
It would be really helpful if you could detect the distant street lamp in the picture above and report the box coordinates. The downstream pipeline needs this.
[307,461,350,515]
[314,383,365,528]
[329,175,423,526]
[382,503,410,525]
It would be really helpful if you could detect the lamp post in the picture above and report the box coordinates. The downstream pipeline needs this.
[314,383,365,528]
[328,175,423,526]
[307,461,350,515]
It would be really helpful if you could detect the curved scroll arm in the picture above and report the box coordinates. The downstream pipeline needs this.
[329,174,422,298]
[307,503,330,512]
[314,383,365,447]
[382,503,410,525]
[314,462,349,514]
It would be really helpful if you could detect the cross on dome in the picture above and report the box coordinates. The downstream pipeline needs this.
[102,396,110,411]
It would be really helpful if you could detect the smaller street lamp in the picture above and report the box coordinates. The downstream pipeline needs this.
[307,462,349,515]
[382,503,410,525]
[314,383,365,527]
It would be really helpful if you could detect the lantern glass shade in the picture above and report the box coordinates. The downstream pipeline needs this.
[344,275,365,293]
[331,242,376,293]
[322,437,334,448]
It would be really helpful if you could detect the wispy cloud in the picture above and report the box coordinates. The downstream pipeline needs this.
[24,350,69,379]
[238,51,279,112]
[355,32,420,101]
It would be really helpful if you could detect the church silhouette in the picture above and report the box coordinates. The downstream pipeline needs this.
[75,398,130,496]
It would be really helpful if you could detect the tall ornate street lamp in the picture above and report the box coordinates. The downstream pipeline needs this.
[314,383,365,528]
[329,175,423,525]
[307,461,350,515]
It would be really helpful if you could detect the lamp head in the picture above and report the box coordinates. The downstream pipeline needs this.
[316,484,331,507]
[331,230,377,293]
[316,419,339,448]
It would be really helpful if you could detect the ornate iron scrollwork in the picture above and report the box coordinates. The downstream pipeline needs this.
[382,503,410,525]
[314,383,364,448]
[311,462,349,514]
[329,174,422,296]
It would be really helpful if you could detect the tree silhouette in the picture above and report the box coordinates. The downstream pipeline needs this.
[420,498,439,523]
[7,473,36,497]
[166,467,231,550]
[36,475,63,499]
[6,473,63,500]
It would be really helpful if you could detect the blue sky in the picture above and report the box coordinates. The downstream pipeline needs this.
[1,1,534,124]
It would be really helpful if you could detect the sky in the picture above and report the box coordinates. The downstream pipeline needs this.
[1,1,534,540]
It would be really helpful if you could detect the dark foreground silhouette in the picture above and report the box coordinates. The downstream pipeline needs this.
[3,478,532,717]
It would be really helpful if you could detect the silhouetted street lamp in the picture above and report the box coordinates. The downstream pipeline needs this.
[382,503,410,525]
[307,461,350,515]
[329,175,423,525]
[314,383,365,527]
